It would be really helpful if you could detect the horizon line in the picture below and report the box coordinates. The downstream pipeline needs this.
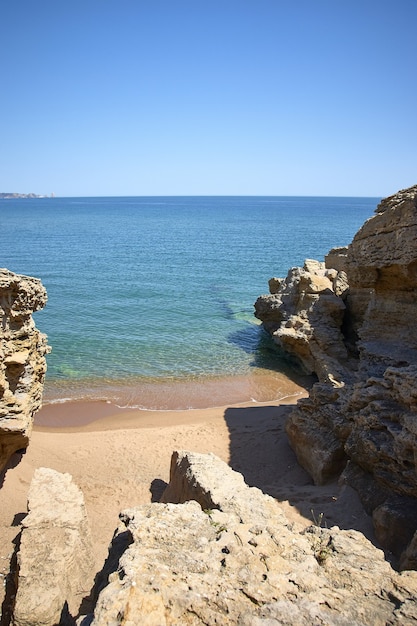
[3,193,383,199]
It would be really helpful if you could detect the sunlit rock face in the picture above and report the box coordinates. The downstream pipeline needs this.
[85,452,417,625]
[10,457,417,624]
[13,468,93,626]
[0,268,50,471]
[255,185,417,562]
[255,259,350,385]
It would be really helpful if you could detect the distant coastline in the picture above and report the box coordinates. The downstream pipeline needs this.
[0,192,55,199]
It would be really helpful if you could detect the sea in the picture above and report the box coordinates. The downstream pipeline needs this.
[1,196,379,410]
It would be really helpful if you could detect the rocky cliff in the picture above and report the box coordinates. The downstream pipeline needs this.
[254,185,417,563]
[0,269,49,472]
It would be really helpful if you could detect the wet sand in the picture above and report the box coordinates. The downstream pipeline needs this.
[40,368,313,412]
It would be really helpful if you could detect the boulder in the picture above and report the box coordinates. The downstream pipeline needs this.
[160,450,288,525]
[0,268,50,471]
[13,468,94,626]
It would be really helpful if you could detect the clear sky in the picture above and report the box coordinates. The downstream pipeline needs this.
[1,1,416,197]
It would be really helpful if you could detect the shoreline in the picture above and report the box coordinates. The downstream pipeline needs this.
[34,392,308,431]
[36,368,313,429]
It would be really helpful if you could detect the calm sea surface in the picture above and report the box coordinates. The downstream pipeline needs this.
[1,196,378,409]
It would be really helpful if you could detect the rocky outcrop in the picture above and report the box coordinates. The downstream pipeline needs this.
[160,450,288,524]
[0,269,49,472]
[255,185,417,562]
[84,452,417,625]
[13,468,94,626]
[11,454,417,624]
[255,259,350,385]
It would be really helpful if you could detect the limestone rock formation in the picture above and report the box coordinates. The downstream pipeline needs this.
[160,449,288,525]
[0,268,49,472]
[345,185,417,371]
[255,185,417,562]
[254,259,350,385]
[86,452,417,625]
[13,468,94,626]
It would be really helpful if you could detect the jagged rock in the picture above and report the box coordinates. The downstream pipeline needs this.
[254,259,350,385]
[87,452,417,625]
[333,269,349,298]
[268,276,284,294]
[255,185,417,563]
[160,450,288,524]
[13,468,94,626]
[325,246,349,273]
[0,268,50,472]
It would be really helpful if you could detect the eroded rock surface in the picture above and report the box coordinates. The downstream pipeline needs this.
[87,451,417,625]
[255,185,417,563]
[0,268,49,472]
[160,449,288,525]
[13,468,94,626]
[254,259,350,385]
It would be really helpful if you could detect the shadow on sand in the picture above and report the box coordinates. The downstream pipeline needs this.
[223,403,376,543]
[0,451,25,490]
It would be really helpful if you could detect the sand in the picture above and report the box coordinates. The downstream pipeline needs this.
[0,393,375,613]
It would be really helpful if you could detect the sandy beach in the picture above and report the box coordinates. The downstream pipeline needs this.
[0,389,376,611]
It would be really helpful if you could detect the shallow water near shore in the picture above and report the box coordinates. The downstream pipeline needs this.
[1,195,378,409]
[40,367,312,411]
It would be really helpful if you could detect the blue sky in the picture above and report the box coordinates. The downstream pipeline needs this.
[1,1,416,197]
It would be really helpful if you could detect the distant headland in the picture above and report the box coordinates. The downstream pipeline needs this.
[0,192,55,199]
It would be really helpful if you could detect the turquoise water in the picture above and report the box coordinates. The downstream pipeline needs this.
[1,196,378,408]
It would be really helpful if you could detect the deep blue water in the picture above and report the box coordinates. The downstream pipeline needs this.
[1,196,378,408]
